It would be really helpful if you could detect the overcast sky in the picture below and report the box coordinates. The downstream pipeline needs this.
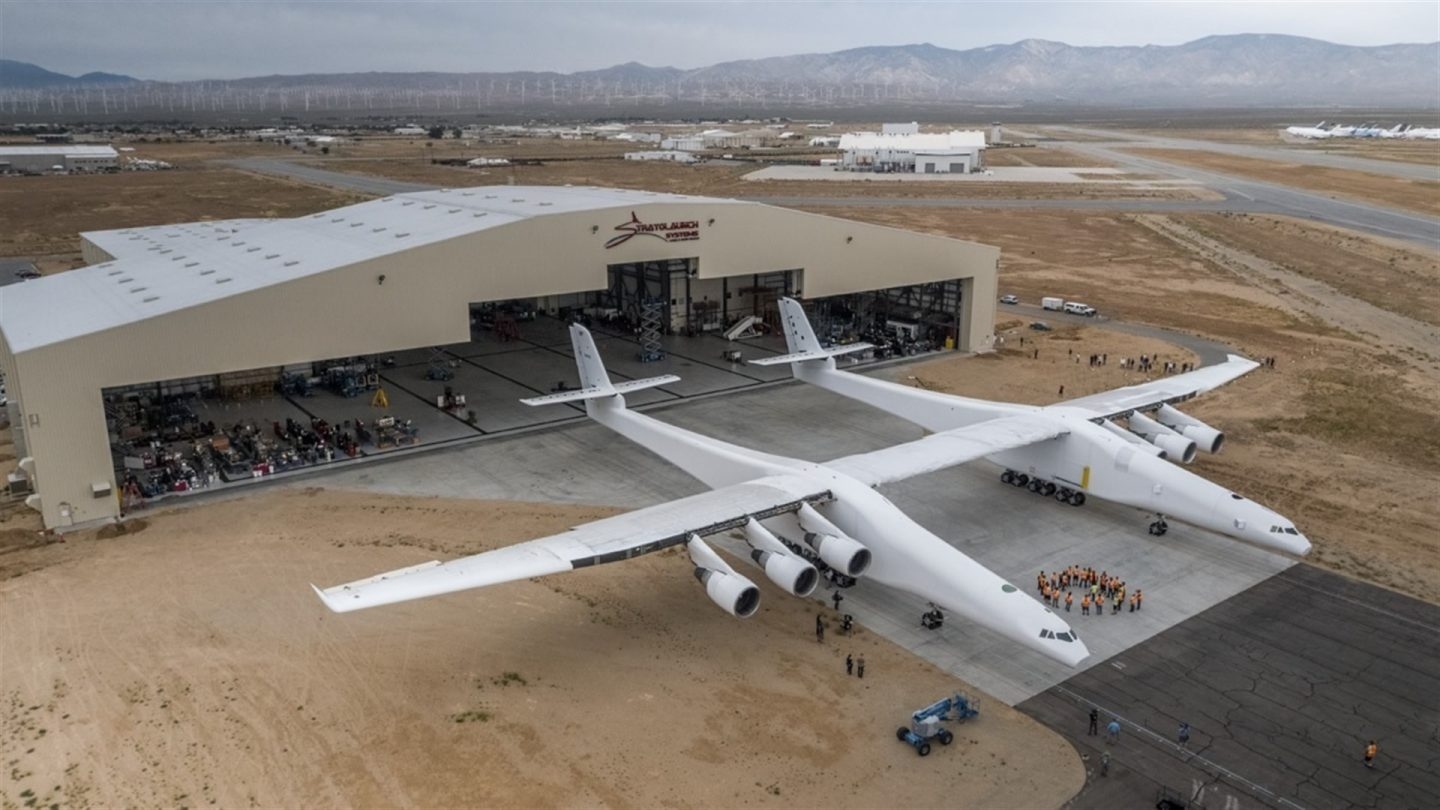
[4,1,1437,80]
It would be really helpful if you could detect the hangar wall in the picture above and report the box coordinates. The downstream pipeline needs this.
[10,199,997,529]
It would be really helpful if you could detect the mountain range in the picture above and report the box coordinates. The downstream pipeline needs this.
[3,35,1436,111]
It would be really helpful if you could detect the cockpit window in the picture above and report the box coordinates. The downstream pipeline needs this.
[1284,527,1299,535]
[1056,632,1073,642]
[1231,493,1244,500]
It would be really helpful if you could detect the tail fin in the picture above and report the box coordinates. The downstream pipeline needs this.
[572,323,612,391]
[778,297,824,355]
[748,298,872,367]
[520,324,678,406]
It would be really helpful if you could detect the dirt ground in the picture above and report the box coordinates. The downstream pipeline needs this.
[321,153,1203,202]
[0,168,366,258]
[812,206,1440,605]
[959,146,1111,168]
[0,489,1082,810]
[1124,147,1440,216]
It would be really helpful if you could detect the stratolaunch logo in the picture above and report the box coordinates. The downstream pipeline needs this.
[604,211,701,249]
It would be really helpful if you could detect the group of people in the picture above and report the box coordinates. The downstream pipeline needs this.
[1037,566,1143,616]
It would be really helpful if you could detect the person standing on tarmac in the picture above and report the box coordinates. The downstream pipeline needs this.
[856,656,866,679]
[845,653,853,676]
[1365,740,1378,768]
[1088,708,1099,736]
[1065,592,1073,612]
[815,613,825,643]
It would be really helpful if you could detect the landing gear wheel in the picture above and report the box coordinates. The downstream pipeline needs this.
[938,730,954,746]
[1015,474,1030,487]
[1069,492,1086,507]
[1027,479,1041,493]
[1149,520,1169,537]
[1056,488,1072,502]
[897,727,911,742]
[1043,482,1057,496]
[917,742,931,757]
[1000,470,1015,485]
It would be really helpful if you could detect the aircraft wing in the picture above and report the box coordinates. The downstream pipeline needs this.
[826,414,1068,487]
[1058,354,1260,419]
[313,477,830,613]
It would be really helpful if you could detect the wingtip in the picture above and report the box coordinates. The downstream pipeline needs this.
[311,583,340,613]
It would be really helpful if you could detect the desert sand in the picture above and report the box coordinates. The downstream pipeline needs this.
[0,489,1082,809]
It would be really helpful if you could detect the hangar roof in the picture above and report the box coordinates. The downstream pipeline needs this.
[0,145,119,158]
[0,185,740,355]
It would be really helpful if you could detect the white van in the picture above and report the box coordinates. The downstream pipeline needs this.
[1063,301,1097,317]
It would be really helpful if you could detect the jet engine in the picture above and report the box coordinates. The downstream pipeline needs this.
[1155,404,1225,453]
[743,519,819,597]
[796,504,872,577]
[1099,419,1168,459]
[687,535,761,618]
[1128,412,1198,464]
[751,550,820,597]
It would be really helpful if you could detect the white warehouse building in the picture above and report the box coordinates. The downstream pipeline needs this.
[0,145,118,174]
[838,123,986,173]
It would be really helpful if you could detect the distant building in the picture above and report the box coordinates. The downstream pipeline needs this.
[838,123,986,173]
[393,126,428,136]
[0,145,118,174]
[34,132,73,144]
[624,150,699,164]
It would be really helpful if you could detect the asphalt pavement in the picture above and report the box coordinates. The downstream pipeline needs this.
[1023,563,1440,810]
[1050,126,1440,182]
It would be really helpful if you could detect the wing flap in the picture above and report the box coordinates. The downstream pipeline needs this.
[828,415,1068,486]
[314,476,831,613]
[1060,355,1260,419]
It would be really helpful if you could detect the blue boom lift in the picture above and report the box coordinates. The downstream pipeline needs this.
[895,693,980,756]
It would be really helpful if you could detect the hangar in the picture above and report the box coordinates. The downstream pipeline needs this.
[0,185,999,529]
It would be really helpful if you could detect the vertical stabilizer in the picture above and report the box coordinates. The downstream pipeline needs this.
[570,324,614,393]
[778,297,824,355]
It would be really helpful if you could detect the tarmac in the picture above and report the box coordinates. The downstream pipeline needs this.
[284,371,1436,809]
[1024,563,1440,810]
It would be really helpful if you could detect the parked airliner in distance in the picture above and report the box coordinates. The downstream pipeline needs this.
[754,298,1311,557]
[315,324,1090,667]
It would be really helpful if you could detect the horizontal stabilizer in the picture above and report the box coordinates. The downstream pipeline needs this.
[520,374,678,406]
[747,343,874,367]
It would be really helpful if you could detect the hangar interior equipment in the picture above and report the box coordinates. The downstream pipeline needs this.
[0,185,999,529]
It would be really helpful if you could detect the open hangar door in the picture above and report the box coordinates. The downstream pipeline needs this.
[598,259,799,337]
[802,279,965,358]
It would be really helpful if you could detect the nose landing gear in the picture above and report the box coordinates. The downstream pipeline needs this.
[1148,514,1169,536]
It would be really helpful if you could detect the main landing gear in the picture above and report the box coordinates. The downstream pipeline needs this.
[921,606,945,630]
[1148,514,1169,536]
[1001,470,1085,506]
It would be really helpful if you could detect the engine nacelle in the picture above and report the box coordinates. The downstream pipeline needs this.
[1099,419,1168,458]
[694,569,761,617]
[1128,412,1198,464]
[687,535,761,618]
[805,532,872,577]
[794,503,872,577]
[1156,404,1225,453]
[751,549,819,597]
[742,519,819,597]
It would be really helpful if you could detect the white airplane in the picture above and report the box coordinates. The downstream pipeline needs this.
[753,298,1311,557]
[1284,121,1333,139]
[313,324,1090,667]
